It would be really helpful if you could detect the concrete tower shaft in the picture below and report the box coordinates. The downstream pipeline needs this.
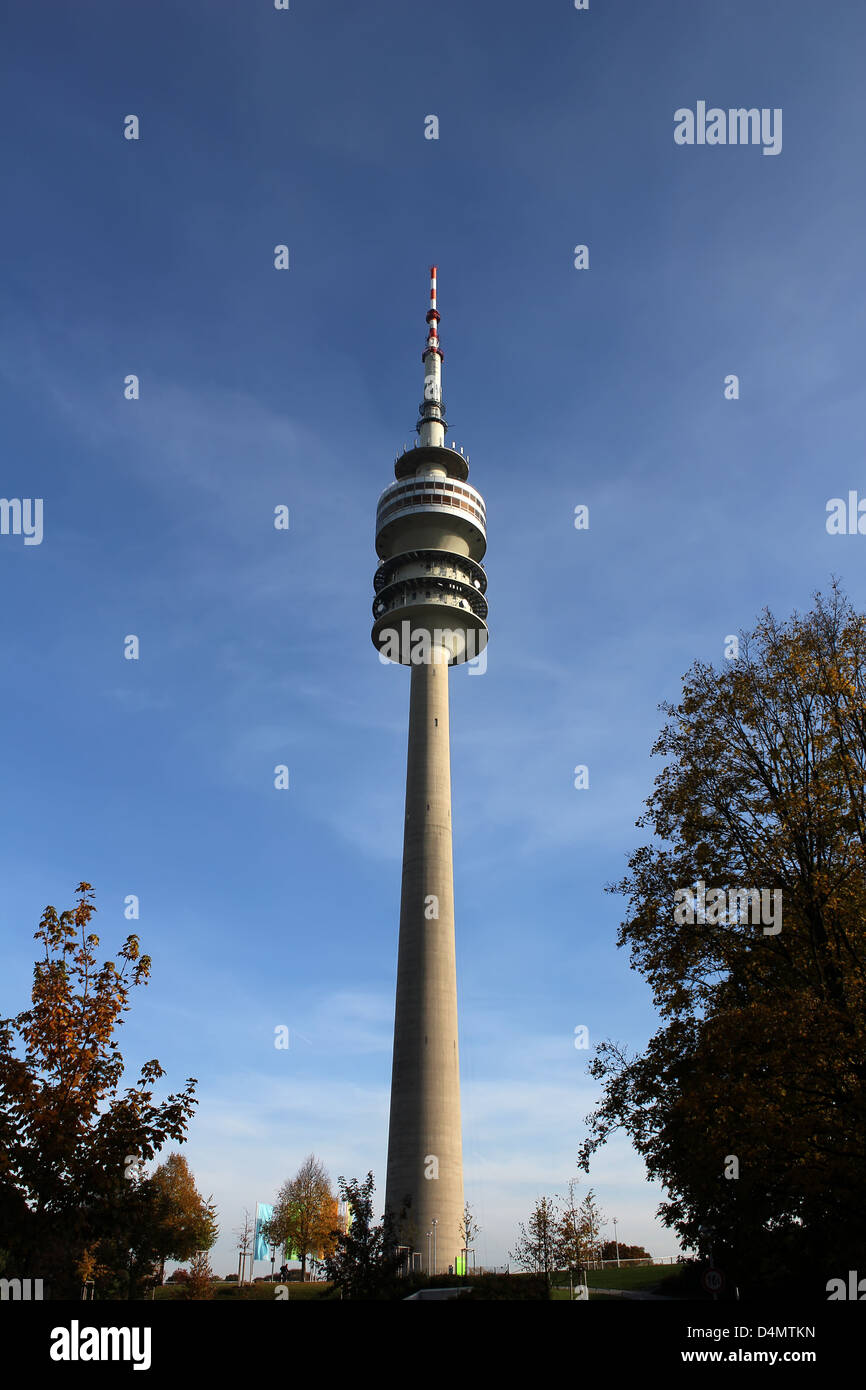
[386,651,463,1267]
[374,270,487,1272]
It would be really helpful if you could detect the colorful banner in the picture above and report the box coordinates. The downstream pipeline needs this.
[254,1202,274,1261]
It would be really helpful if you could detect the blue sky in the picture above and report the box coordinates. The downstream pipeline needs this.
[2,0,865,1273]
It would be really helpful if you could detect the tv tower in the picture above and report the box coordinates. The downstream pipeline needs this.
[372,268,488,1272]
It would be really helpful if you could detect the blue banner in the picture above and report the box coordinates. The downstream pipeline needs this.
[254,1202,274,1261]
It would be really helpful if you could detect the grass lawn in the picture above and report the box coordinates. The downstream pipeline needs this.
[586,1265,679,1291]
[551,1285,622,1301]
[551,1265,684,1299]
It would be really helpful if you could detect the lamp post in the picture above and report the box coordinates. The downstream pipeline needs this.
[426,1230,432,1275]
[612,1218,620,1268]
[432,1218,438,1276]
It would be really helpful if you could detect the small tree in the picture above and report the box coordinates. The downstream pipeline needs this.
[577,1190,606,1267]
[322,1172,403,1299]
[459,1201,480,1274]
[235,1208,254,1285]
[180,1250,214,1299]
[509,1197,559,1286]
[554,1179,586,1279]
[263,1154,336,1278]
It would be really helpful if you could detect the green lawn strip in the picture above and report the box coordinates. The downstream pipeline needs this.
[551,1286,630,1302]
[584,1265,680,1292]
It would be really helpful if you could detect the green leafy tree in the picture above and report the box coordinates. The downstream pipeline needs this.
[579,587,866,1296]
[0,883,198,1297]
[322,1172,403,1299]
[509,1196,558,1286]
[78,1160,159,1300]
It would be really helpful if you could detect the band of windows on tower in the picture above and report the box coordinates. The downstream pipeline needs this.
[371,270,488,668]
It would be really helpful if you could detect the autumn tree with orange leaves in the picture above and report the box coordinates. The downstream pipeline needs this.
[579,586,866,1298]
[262,1153,338,1278]
[0,884,198,1298]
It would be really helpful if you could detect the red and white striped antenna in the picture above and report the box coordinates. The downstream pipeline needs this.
[424,264,442,360]
[417,265,446,448]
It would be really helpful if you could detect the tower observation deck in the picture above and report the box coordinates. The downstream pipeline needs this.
[372,265,488,668]
[373,269,487,1271]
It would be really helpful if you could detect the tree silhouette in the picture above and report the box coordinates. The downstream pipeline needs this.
[580,587,866,1295]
